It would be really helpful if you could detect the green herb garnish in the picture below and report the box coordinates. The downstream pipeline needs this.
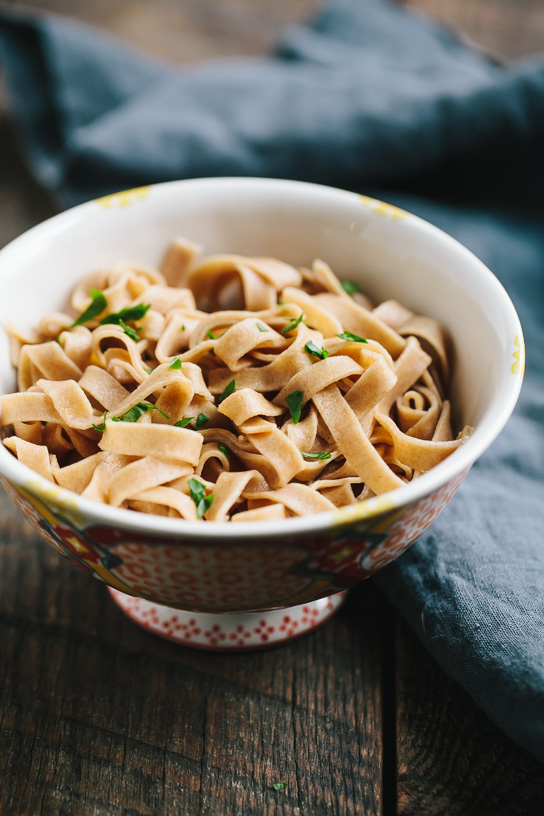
[195,413,209,430]
[70,288,107,328]
[188,477,214,518]
[219,379,236,403]
[144,366,154,375]
[98,303,150,342]
[285,389,303,425]
[174,417,194,428]
[273,782,288,791]
[188,478,205,502]
[92,411,107,432]
[198,494,214,518]
[100,303,151,325]
[341,280,360,295]
[302,451,332,460]
[256,322,269,332]
[169,357,182,369]
[117,403,147,422]
[207,329,215,340]
[115,402,168,422]
[336,330,368,344]
[180,324,186,331]
[304,341,329,360]
[281,311,305,336]
[217,443,230,458]
[117,319,141,342]
[146,404,169,419]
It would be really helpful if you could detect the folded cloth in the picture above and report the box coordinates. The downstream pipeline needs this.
[1,0,543,761]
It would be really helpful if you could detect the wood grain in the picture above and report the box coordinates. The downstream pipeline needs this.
[0,490,385,816]
[1,1,544,814]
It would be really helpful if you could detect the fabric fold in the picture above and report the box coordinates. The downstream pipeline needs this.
[0,1,543,208]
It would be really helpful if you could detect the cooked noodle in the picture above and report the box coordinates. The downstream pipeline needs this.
[0,238,471,521]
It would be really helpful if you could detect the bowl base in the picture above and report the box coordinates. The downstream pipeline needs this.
[107,587,347,651]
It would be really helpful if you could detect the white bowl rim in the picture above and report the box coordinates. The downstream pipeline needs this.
[0,176,525,540]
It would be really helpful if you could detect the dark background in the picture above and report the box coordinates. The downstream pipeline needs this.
[1,1,544,814]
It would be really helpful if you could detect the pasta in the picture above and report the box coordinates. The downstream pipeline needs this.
[0,238,471,522]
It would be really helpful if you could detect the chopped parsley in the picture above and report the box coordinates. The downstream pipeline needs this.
[273,782,288,791]
[70,288,107,328]
[217,443,230,458]
[117,319,141,342]
[180,324,186,331]
[117,404,147,422]
[285,389,303,425]
[188,477,214,518]
[256,322,269,332]
[100,303,151,325]
[97,303,150,342]
[169,357,182,369]
[115,402,169,422]
[174,417,194,428]
[302,451,332,460]
[219,379,236,403]
[146,404,169,419]
[336,330,368,344]
[92,411,107,432]
[174,414,209,430]
[340,280,360,296]
[281,311,305,336]
[195,412,209,430]
[304,341,329,360]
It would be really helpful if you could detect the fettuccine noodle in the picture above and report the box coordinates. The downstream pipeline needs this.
[0,238,471,521]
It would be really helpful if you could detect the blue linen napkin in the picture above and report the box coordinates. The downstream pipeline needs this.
[1,0,543,761]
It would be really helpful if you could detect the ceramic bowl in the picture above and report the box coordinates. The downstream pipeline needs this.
[0,178,524,649]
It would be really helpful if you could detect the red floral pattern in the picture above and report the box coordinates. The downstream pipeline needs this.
[108,588,347,650]
[361,469,468,572]
[0,468,469,617]
[108,541,312,609]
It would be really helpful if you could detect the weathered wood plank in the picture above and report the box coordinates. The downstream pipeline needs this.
[0,494,385,816]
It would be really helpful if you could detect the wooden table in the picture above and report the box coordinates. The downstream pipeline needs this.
[1,2,544,813]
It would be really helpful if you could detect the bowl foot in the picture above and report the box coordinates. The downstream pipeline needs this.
[107,587,347,651]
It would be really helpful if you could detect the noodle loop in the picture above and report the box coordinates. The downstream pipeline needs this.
[1,239,472,520]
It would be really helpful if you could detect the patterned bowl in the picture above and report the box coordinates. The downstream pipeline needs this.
[0,178,524,649]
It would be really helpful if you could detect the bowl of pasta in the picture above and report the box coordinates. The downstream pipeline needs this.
[0,178,524,649]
